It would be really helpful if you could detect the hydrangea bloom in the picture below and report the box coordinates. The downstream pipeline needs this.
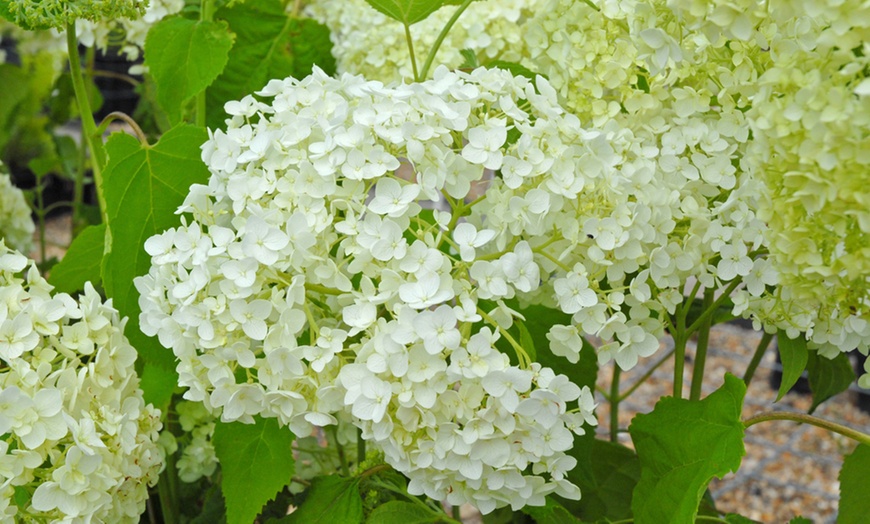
[137,66,599,512]
[0,242,163,522]
[0,162,35,255]
[519,0,870,376]
[306,0,539,82]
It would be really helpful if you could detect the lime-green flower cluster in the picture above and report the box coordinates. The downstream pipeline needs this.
[0,0,145,30]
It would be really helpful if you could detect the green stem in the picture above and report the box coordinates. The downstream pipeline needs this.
[357,427,365,465]
[690,289,715,401]
[359,463,390,478]
[686,279,742,334]
[99,112,149,145]
[66,21,107,223]
[158,452,179,524]
[404,23,420,81]
[419,0,475,80]
[477,307,530,368]
[618,347,676,402]
[743,331,774,386]
[744,412,870,446]
[331,426,350,476]
[35,173,47,265]
[452,505,461,521]
[610,364,621,442]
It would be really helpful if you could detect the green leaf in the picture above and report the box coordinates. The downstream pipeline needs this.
[788,518,813,524]
[283,475,363,524]
[101,124,210,371]
[522,497,582,524]
[139,361,176,413]
[207,1,335,129]
[806,350,854,413]
[365,500,441,523]
[516,320,537,362]
[776,330,809,402]
[145,17,235,124]
[562,439,640,521]
[629,374,746,524]
[484,60,541,81]
[520,304,598,390]
[839,444,870,523]
[459,49,478,69]
[0,64,30,150]
[47,224,105,294]
[213,417,296,524]
[364,0,444,25]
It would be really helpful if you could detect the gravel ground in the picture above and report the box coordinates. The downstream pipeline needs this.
[33,217,870,523]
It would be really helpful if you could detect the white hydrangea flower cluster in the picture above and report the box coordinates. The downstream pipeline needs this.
[137,66,599,513]
[76,0,185,62]
[0,162,35,256]
[0,20,67,71]
[0,242,163,522]
[306,0,539,82]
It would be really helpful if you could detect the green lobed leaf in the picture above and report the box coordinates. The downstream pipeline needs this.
[806,350,854,413]
[47,224,105,294]
[364,0,445,25]
[101,124,210,371]
[776,330,809,402]
[521,497,582,523]
[213,417,296,524]
[364,500,443,523]
[839,444,870,523]
[144,16,235,124]
[282,475,363,524]
[629,374,747,524]
[561,439,640,521]
[207,1,335,129]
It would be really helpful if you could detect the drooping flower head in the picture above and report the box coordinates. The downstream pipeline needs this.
[137,66,600,513]
[0,242,163,522]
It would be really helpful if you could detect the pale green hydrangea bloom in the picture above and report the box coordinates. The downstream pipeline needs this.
[0,242,164,522]
[306,0,540,82]
[0,162,34,255]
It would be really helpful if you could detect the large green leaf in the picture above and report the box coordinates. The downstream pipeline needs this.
[101,124,210,371]
[806,350,854,413]
[207,1,335,129]
[365,500,444,523]
[213,417,296,524]
[364,0,445,25]
[282,475,363,524]
[47,224,105,294]
[518,304,598,389]
[0,64,29,151]
[629,374,746,524]
[521,497,581,524]
[839,444,870,523]
[144,16,235,124]
[561,439,640,521]
[776,330,809,401]
[138,361,176,413]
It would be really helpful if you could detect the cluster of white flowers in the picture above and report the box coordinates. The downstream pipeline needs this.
[0,242,163,522]
[0,162,34,256]
[0,20,67,72]
[306,0,539,82]
[137,66,600,512]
